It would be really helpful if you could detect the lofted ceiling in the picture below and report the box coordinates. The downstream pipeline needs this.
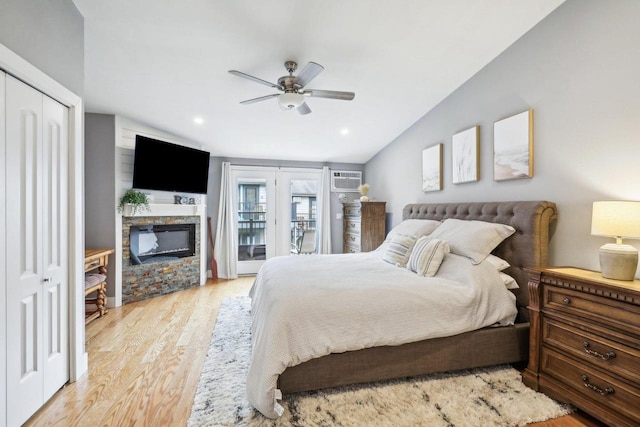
[72,0,564,163]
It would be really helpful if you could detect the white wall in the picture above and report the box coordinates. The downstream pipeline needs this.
[365,0,640,276]
[0,0,84,96]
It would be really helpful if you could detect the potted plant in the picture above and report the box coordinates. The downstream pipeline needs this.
[118,189,150,216]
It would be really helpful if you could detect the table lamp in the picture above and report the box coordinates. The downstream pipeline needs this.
[591,201,640,281]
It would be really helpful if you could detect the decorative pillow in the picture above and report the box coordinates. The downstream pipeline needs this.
[427,218,515,264]
[382,234,417,267]
[500,272,519,289]
[486,254,510,272]
[386,219,441,241]
[406,237,450,277]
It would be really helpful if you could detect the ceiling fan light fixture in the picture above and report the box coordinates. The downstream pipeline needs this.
[278,92,305,109]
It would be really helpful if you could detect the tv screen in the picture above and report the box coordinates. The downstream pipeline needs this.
[132,135,210,194]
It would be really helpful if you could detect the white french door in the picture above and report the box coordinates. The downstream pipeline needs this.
[231,167,322,275]
[232,167,277,275]
[5,74,69,426]
[277,170,322,256]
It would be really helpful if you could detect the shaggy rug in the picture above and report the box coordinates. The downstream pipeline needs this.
[188,296,573,427]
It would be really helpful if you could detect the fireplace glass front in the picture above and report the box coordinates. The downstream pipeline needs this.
[129,223,196,265]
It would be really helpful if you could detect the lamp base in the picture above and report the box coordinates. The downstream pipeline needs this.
[599,243,638,281]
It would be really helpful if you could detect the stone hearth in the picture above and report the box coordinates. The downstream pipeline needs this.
[122,215,201,304]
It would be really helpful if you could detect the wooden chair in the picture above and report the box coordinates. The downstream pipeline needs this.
[85,274,108,324]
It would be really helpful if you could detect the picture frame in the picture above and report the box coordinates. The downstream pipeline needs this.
[493,109,533,181]
[422,144,442,192]
[452,126,479,184]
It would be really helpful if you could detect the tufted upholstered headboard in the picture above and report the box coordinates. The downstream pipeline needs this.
[403,201,557,321]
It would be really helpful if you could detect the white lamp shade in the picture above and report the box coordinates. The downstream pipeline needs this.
[278,93,304,109]
[591,201,640,238]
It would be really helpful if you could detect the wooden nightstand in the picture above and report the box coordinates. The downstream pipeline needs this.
[523,267,640,427]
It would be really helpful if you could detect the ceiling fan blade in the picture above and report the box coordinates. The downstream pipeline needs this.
[303,89,355,101]
[293,62,324,88]
[229,70,283,90]
[297,102,312,115]
[239,94,279,105]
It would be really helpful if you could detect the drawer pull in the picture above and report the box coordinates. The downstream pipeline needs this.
[581,375,614,396]
[350,235,356,241]
[562,297,570,305]
[583,341,616,361]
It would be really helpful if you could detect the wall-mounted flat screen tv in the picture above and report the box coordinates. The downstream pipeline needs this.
[132,135,210,194]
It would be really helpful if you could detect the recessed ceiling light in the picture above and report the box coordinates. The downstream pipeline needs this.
[340,128,349,135]
[193,116,204,125]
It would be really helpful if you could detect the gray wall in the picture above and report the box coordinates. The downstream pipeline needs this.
[365,0,640,276]
[85,114,116,294]
[207,157,363,257]
[0,0,84,96]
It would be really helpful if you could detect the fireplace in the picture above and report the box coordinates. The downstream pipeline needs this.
[129,223,196,265]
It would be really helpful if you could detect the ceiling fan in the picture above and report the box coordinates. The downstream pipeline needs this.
[228,61,355,115]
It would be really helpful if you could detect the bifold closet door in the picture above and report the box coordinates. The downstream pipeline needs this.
[5,74,69,426]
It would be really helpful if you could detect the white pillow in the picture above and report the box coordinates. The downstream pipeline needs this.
[386,219,441,241]
[486,254,510,272]
[406,237,450,276]
[382,234,417,267]
[500,272,519,289]
[427,218,515,264]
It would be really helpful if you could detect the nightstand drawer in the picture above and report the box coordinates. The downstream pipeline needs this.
[544,286,640,335]
[541,348,640,425]
[344,220,361,234]
[542,317,640,384]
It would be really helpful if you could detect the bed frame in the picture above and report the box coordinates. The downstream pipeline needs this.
[278,200,557,393]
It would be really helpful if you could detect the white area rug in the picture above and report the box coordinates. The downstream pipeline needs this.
[188,296,573,427]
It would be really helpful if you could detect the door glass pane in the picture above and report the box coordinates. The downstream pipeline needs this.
[290,180,318,255]
[237,180,267,261]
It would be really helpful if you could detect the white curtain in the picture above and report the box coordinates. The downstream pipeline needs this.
[214,162,238,279]
[316,166,332,254]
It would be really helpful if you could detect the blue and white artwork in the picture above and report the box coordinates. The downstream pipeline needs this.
[452,126,479,184]
[422,144,442,192]
[494,110,533,181]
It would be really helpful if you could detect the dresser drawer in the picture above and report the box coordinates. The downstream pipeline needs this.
[541,348,640,424]
[344,232,360,246]
[344,242,361,253]
[542,317,640,384]
[344,205,361,217]
[344,220,361,234]
[544,286,640,336]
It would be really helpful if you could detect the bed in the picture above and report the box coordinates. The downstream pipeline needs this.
[247,201,557,418]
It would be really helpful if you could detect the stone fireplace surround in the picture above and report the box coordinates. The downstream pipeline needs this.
[121,214,201,304]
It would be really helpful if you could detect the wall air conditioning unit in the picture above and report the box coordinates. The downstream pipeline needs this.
[331,170,362,192]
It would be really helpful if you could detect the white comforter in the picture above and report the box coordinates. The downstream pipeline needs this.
[246,250,517,418]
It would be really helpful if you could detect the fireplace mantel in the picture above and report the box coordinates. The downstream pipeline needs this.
[123,203,204,217]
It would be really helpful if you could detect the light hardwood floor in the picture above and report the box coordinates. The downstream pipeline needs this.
[25,277,604,426]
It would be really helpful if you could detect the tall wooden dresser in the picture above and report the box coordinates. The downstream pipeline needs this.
[523,267,640,427]
[342,201,386,253]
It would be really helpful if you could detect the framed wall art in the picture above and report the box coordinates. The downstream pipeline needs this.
[452,126,479,184]
[493,109,533,181]
[422,144,442,192]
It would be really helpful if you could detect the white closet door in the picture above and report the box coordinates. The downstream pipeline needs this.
[6,75,45,425]
[41,95,69,400]
[5,75,69,425]
[0,71,7,427]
